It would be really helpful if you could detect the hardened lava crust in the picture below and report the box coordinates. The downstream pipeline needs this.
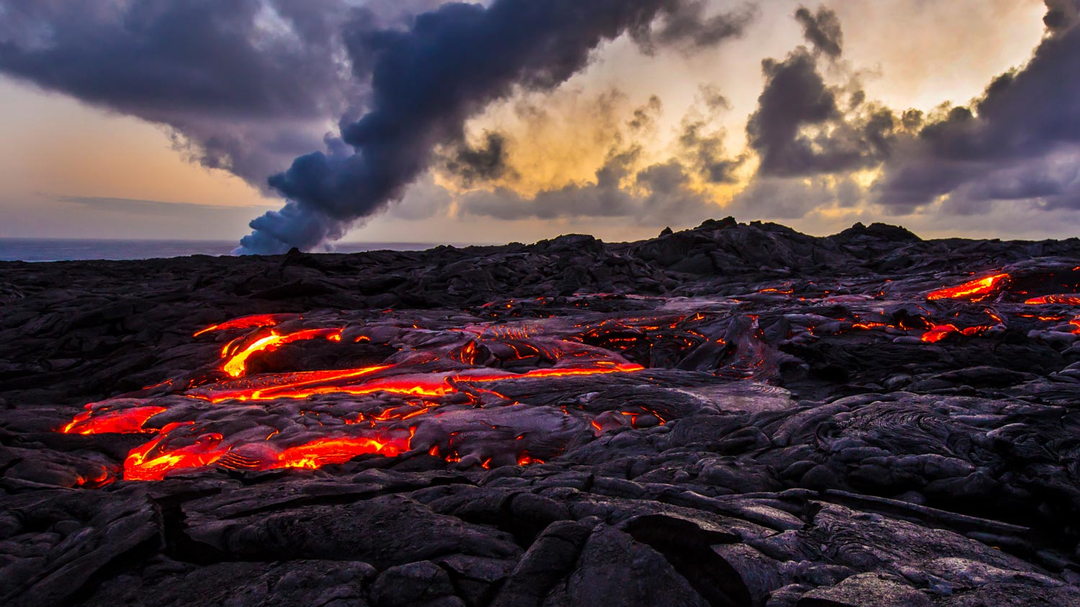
[2,218,1080,606]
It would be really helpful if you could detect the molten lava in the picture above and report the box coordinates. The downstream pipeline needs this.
[61,404,166,435]
[272,435,412,470]
[64,311,653,482]
[1025,294,1080,305]
[222,328,342,377]
[58,267,1080,485]
[124,423,230,481]
[192,313,296,337]
[927,273,1009,301]
[920,324,990,343]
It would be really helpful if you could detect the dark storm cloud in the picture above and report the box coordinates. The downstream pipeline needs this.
[872,1,1080,210]
[734,4,893,218]
[242,0,757,253]
[0,0,361,187]
[745,47,894,178]
[794,5,842,58]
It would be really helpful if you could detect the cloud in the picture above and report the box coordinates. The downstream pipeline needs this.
[794,5,843,58]
[241,0,756,253]
[678,117,743,184]
[871,4,1080,211]
[460,148,716,225]
[442,131,517,187]
[640,0,758,53]
[0,0,365,188]
[735,1,1080,225]
[745,47,894,178]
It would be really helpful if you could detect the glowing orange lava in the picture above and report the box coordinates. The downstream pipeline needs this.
[66,308,659,483]
[222,328,342,377]
[124,424,230,481]
[1024,294,1080,305]
[927,273,1009,301]
[272,435,411,469]
[921,324,990,343]
[195,362,642,403]
[61,405,167,434]
[193,313,295,337]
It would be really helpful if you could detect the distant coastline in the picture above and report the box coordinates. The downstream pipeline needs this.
[0,238,450,262]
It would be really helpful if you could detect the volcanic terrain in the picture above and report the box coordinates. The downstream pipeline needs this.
[3,218,1080,606]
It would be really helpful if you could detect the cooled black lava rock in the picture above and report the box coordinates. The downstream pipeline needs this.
[2,219,1080,606]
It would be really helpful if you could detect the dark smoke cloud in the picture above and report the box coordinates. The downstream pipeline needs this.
[1044,0,1080,31]
[0,0,362,188]
[794,5,843,58]
[642,0,758,53]
[443,132,516,187]
[241,0,756,253]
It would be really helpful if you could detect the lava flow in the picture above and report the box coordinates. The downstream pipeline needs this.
[192,313,297,337]
[62,313,664,481]
[1025,294,1080,305]
[927,273,1009,301]
[221,327,342,377]
[58,266,1080,484]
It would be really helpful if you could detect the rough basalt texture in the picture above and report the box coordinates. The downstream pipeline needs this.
[2,218,1080,606]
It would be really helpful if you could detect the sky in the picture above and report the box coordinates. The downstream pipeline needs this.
[0,0,1075,250]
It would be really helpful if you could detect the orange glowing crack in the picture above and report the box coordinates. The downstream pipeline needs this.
[927,273,1009,301]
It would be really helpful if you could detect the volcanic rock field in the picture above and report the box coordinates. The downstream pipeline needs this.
[3,218,1080,606]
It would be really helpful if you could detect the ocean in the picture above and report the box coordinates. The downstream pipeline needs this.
[0,239,439,262]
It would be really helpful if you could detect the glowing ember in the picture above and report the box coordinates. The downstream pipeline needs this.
[927,273,1009,301]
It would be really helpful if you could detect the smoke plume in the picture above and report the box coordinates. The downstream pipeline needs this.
[239,0,753,253]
